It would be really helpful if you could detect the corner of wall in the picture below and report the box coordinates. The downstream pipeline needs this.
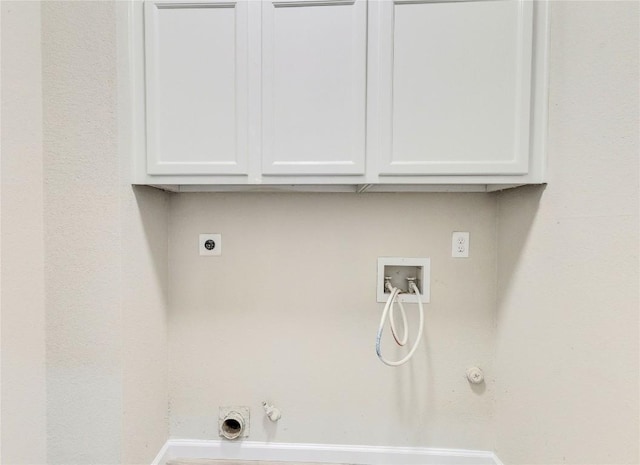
[493,2,639,462]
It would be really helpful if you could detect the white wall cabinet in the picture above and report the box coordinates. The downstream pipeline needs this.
[144,0,249,175]
[261,0,367,176]
[123,0,548,192]
[373,0,532,176]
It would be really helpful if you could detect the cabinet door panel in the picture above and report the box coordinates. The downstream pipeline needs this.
[377,0,533,175]
[145,0,248,175]
[262,0,367,176]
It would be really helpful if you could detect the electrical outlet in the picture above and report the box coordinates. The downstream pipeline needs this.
[452,232,469,258]
[199,233,221,256]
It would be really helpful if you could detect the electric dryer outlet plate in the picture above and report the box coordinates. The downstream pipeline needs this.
[199,233,222,256]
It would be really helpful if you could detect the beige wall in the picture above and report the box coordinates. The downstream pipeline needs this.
[494,2,639,464]
[43,2,123,460]
[42,2,169,463]
[122,186,170,464]
[1,2,47,463]
[168,193,498,450]
[2,2,170,464]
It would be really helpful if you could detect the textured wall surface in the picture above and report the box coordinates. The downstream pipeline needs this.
[168,193,497,450]
[122,186,170,464]
[39,2,170,464]
[494,2,639,464]
[119,2,171,461]
[43,2,123,461]
[0,2,47,463]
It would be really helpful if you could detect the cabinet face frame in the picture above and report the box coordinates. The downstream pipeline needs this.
[144,0,250,175]
[260,0,368,176]
[372,0,534,176]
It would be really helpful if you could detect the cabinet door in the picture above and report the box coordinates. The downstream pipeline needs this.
[144,0,248,175]
[262,0,367,176]
[375,0,533,176]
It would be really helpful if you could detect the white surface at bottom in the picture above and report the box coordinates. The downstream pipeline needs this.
[152,440,503,465]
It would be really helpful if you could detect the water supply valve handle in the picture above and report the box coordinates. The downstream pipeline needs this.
[262,401,281,422]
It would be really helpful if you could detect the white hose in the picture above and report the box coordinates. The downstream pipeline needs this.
[389,286,408,346]
[375,281,424,367]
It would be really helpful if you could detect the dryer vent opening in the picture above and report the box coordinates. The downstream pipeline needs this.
[221,417,243,439]
[218,407,249,440]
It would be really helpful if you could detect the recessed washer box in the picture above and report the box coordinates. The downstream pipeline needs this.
[377,257,430,303]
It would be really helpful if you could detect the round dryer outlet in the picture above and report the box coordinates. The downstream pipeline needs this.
[218,406,250,440]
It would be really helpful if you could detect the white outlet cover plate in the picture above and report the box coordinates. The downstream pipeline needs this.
[376,257,430,303]
[451,232,470,258]
[199,233,221,256]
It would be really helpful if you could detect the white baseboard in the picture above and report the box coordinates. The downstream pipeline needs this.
[152,440,503,465]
